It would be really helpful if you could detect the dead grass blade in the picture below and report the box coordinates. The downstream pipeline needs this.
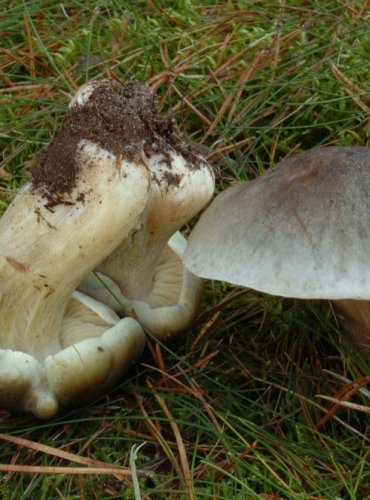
[315,376,370,429]
[135,392,183,477]
[0,432,149,477]
[0,464,132,476]
[328,59,370,112]
[315,396,370,413]
[148,380,193,499]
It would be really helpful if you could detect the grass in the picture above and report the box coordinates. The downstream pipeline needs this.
[0,0,370,498]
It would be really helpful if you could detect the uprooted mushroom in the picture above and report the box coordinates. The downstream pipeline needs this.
[0,86,154,418]
[78,79,215,340]
[0,78,215,417]
[184,146,370,353]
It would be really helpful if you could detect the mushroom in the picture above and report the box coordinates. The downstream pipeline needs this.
[0,82,152,418]
[79,81,215,340]
[183,146,370,352]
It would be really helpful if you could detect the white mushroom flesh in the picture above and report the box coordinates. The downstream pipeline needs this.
[0,136,149,416]
[78,82,215,339]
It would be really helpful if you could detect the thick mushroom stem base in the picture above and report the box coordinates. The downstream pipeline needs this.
[0,293,145,419]
[334,299,370,353]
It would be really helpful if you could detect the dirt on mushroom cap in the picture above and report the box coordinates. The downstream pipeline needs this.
[31,79,203,207]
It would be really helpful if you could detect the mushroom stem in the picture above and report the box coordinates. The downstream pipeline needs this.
[0,143,149,360]
[0,273,69,360]
[334,300,370,351]
[84,150,215,339]
[0,139,150,417]
[69,78,215,340]
[98,152,211,300]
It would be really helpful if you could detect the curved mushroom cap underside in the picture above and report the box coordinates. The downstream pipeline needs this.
[184,146,370,300]
[79,231,204,340]
[0,292,145,419]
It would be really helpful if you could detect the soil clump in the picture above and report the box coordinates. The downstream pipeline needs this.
[31,79,203,207]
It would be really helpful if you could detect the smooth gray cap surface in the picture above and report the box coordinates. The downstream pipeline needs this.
[184,146,370,299]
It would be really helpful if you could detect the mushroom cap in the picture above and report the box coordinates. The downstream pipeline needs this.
[80,231,204,340]
[45,292,145,411]
[184,146,370,300]
[0,291,145,419]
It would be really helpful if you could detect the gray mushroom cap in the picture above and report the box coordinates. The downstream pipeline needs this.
[184,146,370,300]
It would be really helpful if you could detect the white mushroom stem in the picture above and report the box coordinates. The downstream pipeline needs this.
[0,141,149,417]
[98,151,213,298]
[0,142,148,357]
[80,149,215,339]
